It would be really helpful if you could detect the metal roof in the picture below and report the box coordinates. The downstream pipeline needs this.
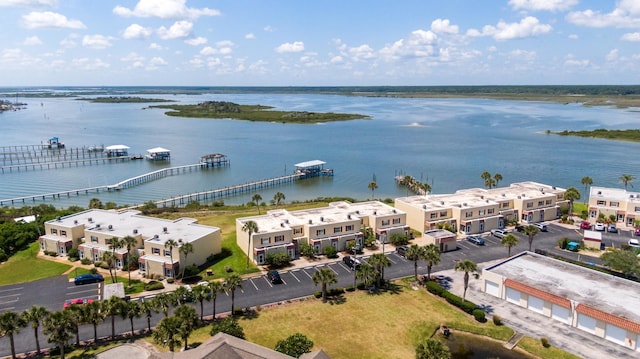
[294,160,325,168]
[146,147,171,153]
[105,144,130,150]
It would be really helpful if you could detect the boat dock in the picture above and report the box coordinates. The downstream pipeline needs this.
[0,145,128,173]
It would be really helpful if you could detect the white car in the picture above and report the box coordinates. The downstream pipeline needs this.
[629,239,640,248]
[491,228,509,238]
[594,223,606,231]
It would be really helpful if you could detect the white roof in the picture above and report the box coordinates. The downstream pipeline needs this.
[294,160,325,168]
[105,144,130,150]
[583,230,601,240]
[146,147,170,153]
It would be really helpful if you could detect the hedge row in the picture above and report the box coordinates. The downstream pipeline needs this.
[425,281,480,318]
[313,287,346,298]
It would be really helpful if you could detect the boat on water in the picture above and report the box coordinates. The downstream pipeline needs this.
[145,147,171,161]
[87,145,104,152]
[42,137,64,149]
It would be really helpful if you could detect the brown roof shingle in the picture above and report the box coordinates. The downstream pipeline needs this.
[504,279,571,308]
[576,304,640,334]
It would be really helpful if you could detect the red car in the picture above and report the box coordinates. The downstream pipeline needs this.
[63,298,93,309]
[635,228,640,236]
[580,221,591,230]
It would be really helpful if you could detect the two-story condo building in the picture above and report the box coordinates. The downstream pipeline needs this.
[588,186,640,227]
[236,201,409,265]
[39,209,221,278]
[395,182,567,235]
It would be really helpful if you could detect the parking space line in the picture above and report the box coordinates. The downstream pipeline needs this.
[67,288,99,296]
[0,287,23,294]
[0,298,18,305]
[248,278,259,291]
[386,256,397,264]
[338,262,352,271]
[262,276,273,288]
[0,294,19,300]
[302,269,313,279]
[0,307,16,312]
[327,265,339,275]
[289,270,301,282]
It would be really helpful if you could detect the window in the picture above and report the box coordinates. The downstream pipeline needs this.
[610,201,619,207]
[382,220,390,226]
[545,199,552,205]
[465,211,473,218]
[635,206,640,212]
[60,230,67,236]
[261,238,270,245]
[537,201,544,206]
[334,227,342,233]
[526,202,533,208]
[597,200,606,205]
[430,213,437,219]
[345,225,354,231]
[501,202,509,208]
[51,228,57,235]
[164,249,171,256]
[393,218,401,224]
[294,228,302,234]
[139,262,146,272]
[478,209,485,216]
[440,211,447,217]
[152,248,160,255]
[274,235,284,242]
[316,229,325,236]
[91,236,98,243]
[487,208,494,214]
[105,238,111,245]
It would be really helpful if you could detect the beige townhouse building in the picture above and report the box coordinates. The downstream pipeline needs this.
[395,181,567,235]
[236,201,409,265]
[39,209,221,278]
[588,186,640,227]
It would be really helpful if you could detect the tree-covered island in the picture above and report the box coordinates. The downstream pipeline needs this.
[150,100,369,124]
[549,128,640,142]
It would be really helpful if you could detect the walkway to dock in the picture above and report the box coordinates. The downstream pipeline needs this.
[0,156,133,173]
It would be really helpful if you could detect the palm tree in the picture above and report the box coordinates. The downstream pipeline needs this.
[103,296,124,339]
[43,310,75,359]
[422,244,441,282]
[82,301,104,343]
[273,191,285,207]
[501,233,519,257]
[242,220,259,269]
[252,193,263,214]
[420,181,432,194]
[224,273,243,315]
[108,236,123,282]
[121,300,143,336]
[152,316,182,352]
[368,253,391,289]
[192,284,209,321]
[563,187,581,218]
[367,181,378,200]
[416,338,451,359]
[355,264,376,289]
[454,259,477,302]
[208,281,224,320]
[22,305,49,355]
[403,175,413,196]
[480,171,491,188]
[620,174,635,190]
[164,239,179,278]
[152,292,175,318]
[65,305,83,347]
[174,304,199,351]
[405,244,424,279]
[142,300,158,333]
[523,225,540,252]
[102,251,115,282]
[493,173,503,188]
[0,311,26,359]
[581,176,593,204]
[121,235,138,286]
[179,241,194,279]
[312,267,338,303]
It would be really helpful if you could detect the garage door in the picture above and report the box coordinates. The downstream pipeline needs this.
[506,287,520,305]
[485,280,500,297]
[577,313,596,334]
[551,304,570,324]
[527,295,544,314]
[605,323,627,346]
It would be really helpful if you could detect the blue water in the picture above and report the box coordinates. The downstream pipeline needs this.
[1,89,640,208]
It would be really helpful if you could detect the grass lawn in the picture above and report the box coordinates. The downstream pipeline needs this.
[518,337,582,359]
[0,242,72,285]
[180,282,516,359]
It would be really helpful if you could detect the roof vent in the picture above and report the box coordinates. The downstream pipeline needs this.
[463,203,467,207]
[320,217,324,222]
[153,234,159,239]
[347,214,352,219]
[552,186,556,190]
[281,222,285,227]
[56,216,61,221]
[309,219,312,224]
[96,224,101,229]
[373,211,377,215]
[392,209,396,213]
[74,220,78,225]
[163,227,168,233]
[441,201,445,205]
[355,210,360,214]
[108,224,113,231]
[501,193,505,197]
[517,196,521,199]
[88,217,93,223]
[284,219,289,223]
[597,191,602,195]
[133,229,138,234]
[423,205,427,209]
[480,195,484,199]
[178,238,183,243]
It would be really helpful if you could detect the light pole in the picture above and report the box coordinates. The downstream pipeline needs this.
[353,244,357,289]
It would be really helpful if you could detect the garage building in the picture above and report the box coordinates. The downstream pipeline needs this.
[483,251,640,352]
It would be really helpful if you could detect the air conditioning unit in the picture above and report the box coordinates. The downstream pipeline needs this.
[108,225,113,231]
[163,227,168,233]
[133,229,138,234]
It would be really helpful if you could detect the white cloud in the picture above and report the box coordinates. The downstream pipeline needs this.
[466,16,552,40]
[564,59,589,67]
[606,48,619,61]
[22,11,85,29]
[23,36,42,45]
[622,32,640,41]
[113,0,220,19]
[509,0,578,11]
[149,43,163,50]
[199,40,234,55]
[121,52,144,62]
[60,34,78,48]
[82,35,113,49]
[380,29,438,60]
[122,24,152,39]
[245,33,255,39]
[275,41,304,53]
[1,0,57,7]
[568,34,579,39]
[185,36,207,46]
[330,55,343,64]
[157,20,193,40]
[263,25,274,32]
[567,0,640,28]
[200,46,216,56]
[431,19,459,34]
[509,49,536,61]
[149,57,167,66]
[71,57,110,70]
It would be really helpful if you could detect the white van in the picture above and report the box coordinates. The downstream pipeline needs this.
[628,239,640,248]
[533,223,548,232]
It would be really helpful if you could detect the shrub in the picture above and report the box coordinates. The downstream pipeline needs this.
[299,243,317,258]
[210,317,245,339]
[265,252,291,268]
[425,281,445,296]
[225,266,233,273]
[144,281,165,291]
[328,287,345,296]
[67,248,79,260]
[356,283,366,290]
[89,267,98,274]
[233,308,244,316]
[313,291,322,298]
[80,258,92,265]
[492,315,502,326]
[540,337,550,348]
[99,262,110,270]
[183,264,199,278]
[166,277,174,284]
[389,233,410,246]
[323,246,338,258]
[275,333,314,358]
[473,309,486,322]
[345,285,355,292]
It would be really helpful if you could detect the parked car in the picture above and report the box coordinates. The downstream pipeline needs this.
[64,298,93,309]
[515,225,525,232]
[634,228,640,236]
[580,221,591,230]
[342,255,361,270]
[74,273,104,285]
[533,223,548,232]
[607,224,618,233]
[629,238,640,248]
[466,236,485,245]
[268,270,282,284]
[594,222,606,231]
[490,228,509,238]
[396,245,409,257]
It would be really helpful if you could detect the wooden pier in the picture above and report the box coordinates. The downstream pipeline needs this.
[112,163,213,189]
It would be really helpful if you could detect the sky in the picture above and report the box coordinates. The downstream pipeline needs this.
[1,0,640,86]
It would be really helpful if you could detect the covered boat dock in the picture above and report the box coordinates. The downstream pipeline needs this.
[294,160,333,178]
[145,147,171,161]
